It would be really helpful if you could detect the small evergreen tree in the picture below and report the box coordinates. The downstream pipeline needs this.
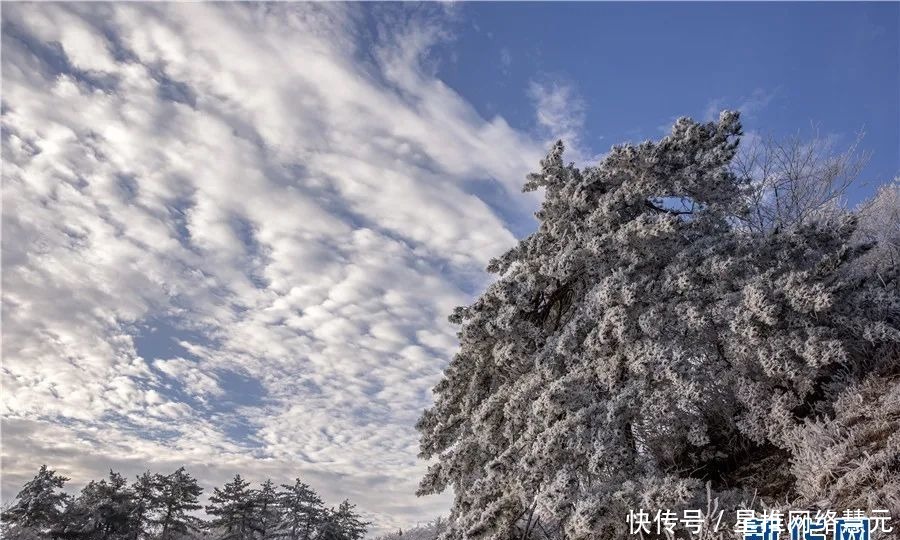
[275,480,323,540]
[153,468,203,540]
[1,465,71,530]
[206,475,255,540]
[128,472,159,540]
[317,501,367,540]
[250,480,278,540]
[57,471,135,540]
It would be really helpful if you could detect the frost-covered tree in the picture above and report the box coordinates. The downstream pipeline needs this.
[153,468,203,540]
[54,471,136,540]
[1,465,71,532]
[250,480,279,540]
[855,179,900,273]
[275,480,323,540]
[206,475,255,540]
[417,112,900,539]
[1,468,371,540]
[128,472,160,540]
[316,501,367,540]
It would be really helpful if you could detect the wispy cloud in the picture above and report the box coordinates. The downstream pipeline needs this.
[653,88,777,141]
[500,47,512,75]
[0,3,554,532]
[528,78,590,163]
[703,88,778,122]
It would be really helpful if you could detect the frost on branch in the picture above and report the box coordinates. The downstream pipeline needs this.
[416,112,900,540]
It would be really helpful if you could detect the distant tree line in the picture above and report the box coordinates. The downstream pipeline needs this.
[374,518,447,540]
[1,465,368,540]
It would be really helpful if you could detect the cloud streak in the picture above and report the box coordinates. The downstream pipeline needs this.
[528,78,592,164]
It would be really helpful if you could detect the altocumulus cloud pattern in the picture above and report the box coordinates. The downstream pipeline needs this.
[1,3,562,532]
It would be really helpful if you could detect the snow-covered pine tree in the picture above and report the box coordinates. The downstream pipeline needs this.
[251,480,279,540]
[55,470,136,540]
[416,112,900,539]
[275,480,324,540]
[1,465,71,533]
[206,475,255,540]
[334,501,368,540]
[128,472,160,540]
[317,501,368,540]
[153,468,203,540]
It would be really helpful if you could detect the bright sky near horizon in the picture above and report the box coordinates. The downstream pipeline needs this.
[2,2,897,534]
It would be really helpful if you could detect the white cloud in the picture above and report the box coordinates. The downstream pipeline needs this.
[527,79,591,163]
[703,88,777,123]
[0,3,559,533]
[500,47,512,74]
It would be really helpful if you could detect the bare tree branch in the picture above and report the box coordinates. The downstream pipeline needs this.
[732,127,870,232]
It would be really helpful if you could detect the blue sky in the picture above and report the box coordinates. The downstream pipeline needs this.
[438,2,898,199]
[1,2,897,535]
